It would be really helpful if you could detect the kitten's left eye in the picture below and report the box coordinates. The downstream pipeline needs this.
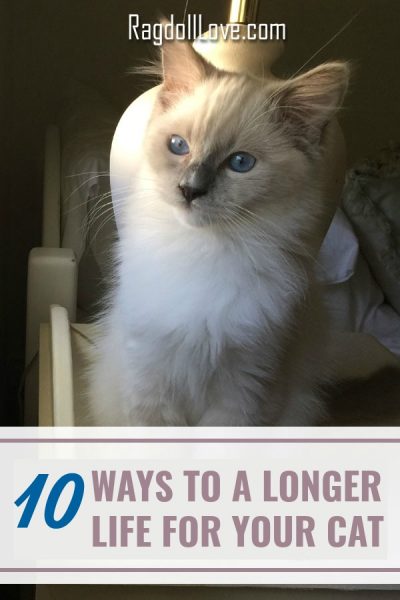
[228,152,256,173]
[168,134,190,155]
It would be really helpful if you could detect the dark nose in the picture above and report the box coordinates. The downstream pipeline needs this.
[179,184,207,203]
[179,162,214,204]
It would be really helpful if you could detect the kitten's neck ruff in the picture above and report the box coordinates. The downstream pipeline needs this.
[121,195,298,279]
[115,190,313,348]
[123,181,314,271]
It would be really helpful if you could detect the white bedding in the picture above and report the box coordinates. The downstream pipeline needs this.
[320,209,400,356]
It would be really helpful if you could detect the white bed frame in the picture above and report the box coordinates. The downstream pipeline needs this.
[25,125,77,425]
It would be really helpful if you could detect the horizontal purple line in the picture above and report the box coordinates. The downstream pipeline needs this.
[1,567,400,572]
[1,438,400,444]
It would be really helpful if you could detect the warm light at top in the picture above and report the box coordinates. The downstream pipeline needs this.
[229,0,259,24]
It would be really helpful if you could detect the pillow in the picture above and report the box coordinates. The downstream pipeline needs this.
[342,145,400,315]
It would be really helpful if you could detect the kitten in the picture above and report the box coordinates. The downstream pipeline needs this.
[87,37,349,426]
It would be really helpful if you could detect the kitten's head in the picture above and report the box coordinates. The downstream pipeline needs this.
[141,37,349,230]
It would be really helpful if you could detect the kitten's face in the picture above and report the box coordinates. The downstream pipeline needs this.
[142,40,349,230]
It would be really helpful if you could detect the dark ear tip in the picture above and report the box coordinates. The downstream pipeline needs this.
[156,13,172,39]
[326,61,351,98]
[332,60,351,79]
[320,61,351,85]
[156,12,169,25]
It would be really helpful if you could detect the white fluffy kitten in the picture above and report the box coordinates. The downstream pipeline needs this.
[87,38,349,426]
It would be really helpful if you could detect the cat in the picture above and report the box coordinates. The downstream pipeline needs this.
[86,35,350,426]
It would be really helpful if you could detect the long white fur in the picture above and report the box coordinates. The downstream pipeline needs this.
[86,42,349,426]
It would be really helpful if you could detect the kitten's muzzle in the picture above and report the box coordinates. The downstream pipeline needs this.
[178,184,207,203]
[178,163,214,204]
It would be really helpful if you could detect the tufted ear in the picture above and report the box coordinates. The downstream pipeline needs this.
[159,21,218,107]
[272,61,350,147]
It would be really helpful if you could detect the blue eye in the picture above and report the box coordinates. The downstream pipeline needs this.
[168,134,189,155]
[228,152,256,173]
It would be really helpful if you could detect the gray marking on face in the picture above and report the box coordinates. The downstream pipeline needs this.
[178,162,216,202]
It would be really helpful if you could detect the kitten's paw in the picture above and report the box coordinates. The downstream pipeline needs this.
[128,406,188,427]
[197,406,251,427]
[277,390,326,426]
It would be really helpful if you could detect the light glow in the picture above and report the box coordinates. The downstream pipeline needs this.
[229,0,259,24]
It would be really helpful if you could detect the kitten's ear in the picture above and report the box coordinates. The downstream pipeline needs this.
[159,20,217,107]
[273,61,350,146]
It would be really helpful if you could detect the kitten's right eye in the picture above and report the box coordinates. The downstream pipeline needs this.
[168,135,190,155]
[227,152,256,173]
